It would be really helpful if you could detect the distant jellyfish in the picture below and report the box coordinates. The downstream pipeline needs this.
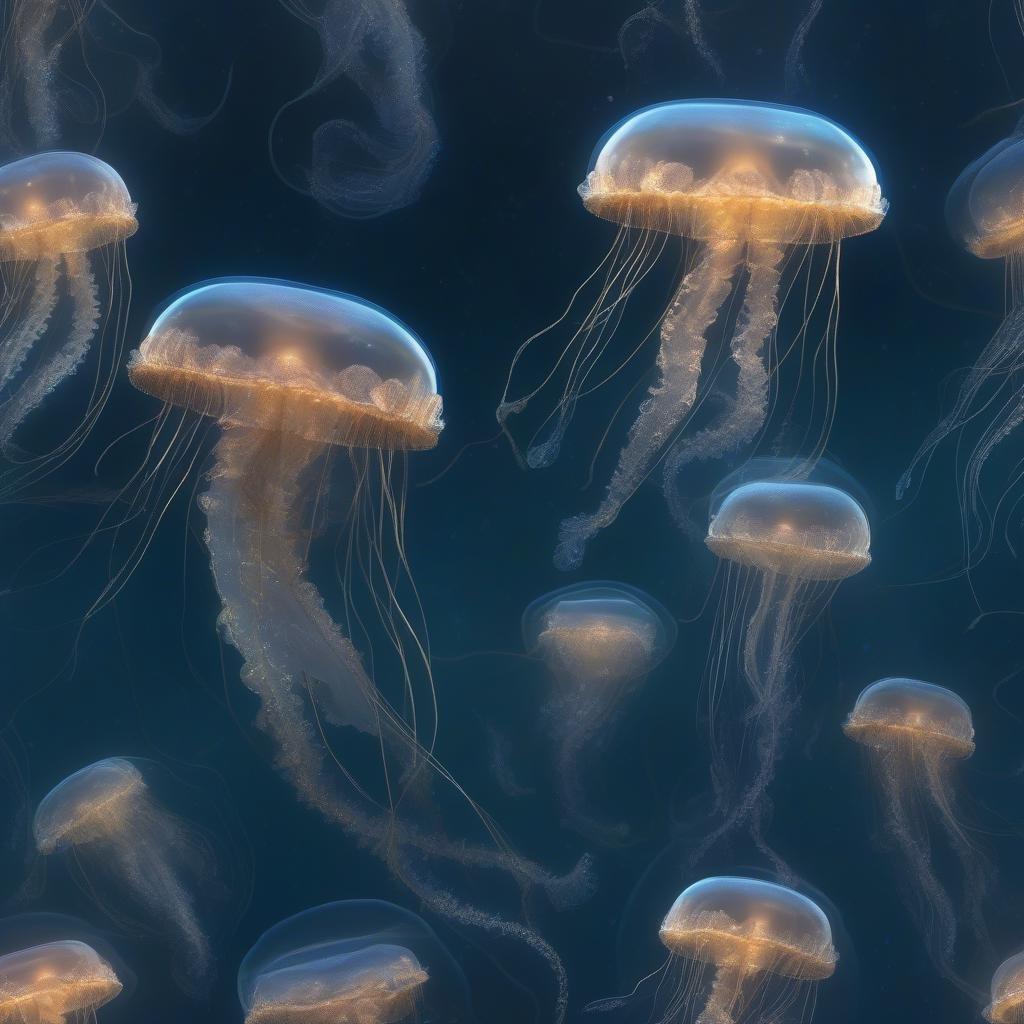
[523,581,676,843]
[985,949,1024,1023]
[238,901,470,1024]
[843,677,990,985]
[269,0,439,219]
[0,151,136,494]
[122,279,588,1022]
[692,464,871,873]
[589,877,837,1024]
[33,757,220,995]
[898,115,1024,562]
[0,939,122,1023]
[497,99,885,570]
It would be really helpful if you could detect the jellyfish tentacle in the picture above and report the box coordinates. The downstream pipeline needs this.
[0,255,59,391]
[0,251,98,452]
[696,963,746,1024]
[554,238,743,570]
[664,241,784,521]
[19,0,62,147]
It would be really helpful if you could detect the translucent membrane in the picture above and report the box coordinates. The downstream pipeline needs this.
[659,877,837,980]
[986,950,1024,1023]
[580,100,885,242]
[0,151,138,260]
[706,481,871,581]
[522,581,676,686]
[128,278,442,450]
[946,132,1024,258]
[0,939,122,1021]
[844,678,975,759]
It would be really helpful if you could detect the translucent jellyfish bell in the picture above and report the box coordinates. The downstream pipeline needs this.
[986,950,1024,1022]
[706,481,872,581]
[660,877,838,981]
[0,939,122,1022]
[129,278,442,450]
[581,100,885,243]
[844,677,975,759]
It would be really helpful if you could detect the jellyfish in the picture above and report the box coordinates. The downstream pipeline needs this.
[122,279,589,1021]
[522,581,676,843]
[985,949,1024,1023]
[33,757,218,994]
[0,940,122,1023]
[590,877,837,1024]
[238,901,470,1024]
[692,465,870,873]
[497,99,885,570]
[269,0,439,219]
[843,677,990,986]
[898,115,1024,562]
[0,151,136,494]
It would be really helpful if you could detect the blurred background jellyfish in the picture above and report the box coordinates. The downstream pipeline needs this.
[33,757,221,996]
[238,900,470,1024]
[522,580,676,844]
[497,99,885,570]
[692,463,871,873]
[843,677,991,987]
[269,0,439,219]
[121,278,589,1021]
[589,876,837,1024]
[0,939,122,1023]
[898,115,1024,564]
[985,949,1024,1023]
[0,151,136,495]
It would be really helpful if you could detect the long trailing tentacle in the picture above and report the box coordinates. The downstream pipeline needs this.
[664,241,784,523]
[0,256,59,392]
[555,238,743,570]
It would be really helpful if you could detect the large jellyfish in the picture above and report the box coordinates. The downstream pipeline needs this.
[985,949,1024,1023]
[0,151,136,494]
[33,757,221,995]
[522,580,676,844]
[843,677,990,987]
[0,939,122,1023]
[124,278,589,1020]
[589,877,837,1024]
[692,465,870,873]
[497,99,885,570]
[898,116,1024,562]
[269,0,439,219]
[238,901,470,1024]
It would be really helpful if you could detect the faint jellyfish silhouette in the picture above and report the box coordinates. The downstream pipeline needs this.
[843,677,991,987]
[692,462,871,873]
[497,99,885,570]
[0,940,122,1023]
[123,279,588,1022]
[589,877,837,1024]
[523,580,676,844]
[985,949,1024,1022]
[238,900,470,1024]
[33,757,222,995]
[269,0,439,219]
[0,151,136,494]
[898,114,1024,563]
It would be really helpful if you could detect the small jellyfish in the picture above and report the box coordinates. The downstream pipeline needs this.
[523,581,676,843]
[693,464,870,872]
[33,757,219,995]
[498,99,885,570]
[843,677,990,986]
[985,949,1024,1023]
[237,900,469,1024]
[0,151,136,494]
[269,0,439,219]
[590,877,837,1024]
[898,115,1024,562]
[0,939,122,1023]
